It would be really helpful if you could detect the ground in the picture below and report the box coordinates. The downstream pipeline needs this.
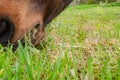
[0,4,120,80]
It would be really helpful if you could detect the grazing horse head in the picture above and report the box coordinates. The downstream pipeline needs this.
[0,0,72,47]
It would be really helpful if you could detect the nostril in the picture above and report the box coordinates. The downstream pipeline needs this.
[0,20,8,36]
[0,16,15,46]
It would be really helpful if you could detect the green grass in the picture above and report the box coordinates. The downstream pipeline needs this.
[0,4,120,80]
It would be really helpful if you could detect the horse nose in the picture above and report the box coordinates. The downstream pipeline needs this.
[0,16,15,46]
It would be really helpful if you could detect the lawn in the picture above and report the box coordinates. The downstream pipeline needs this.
[0,4,120,80]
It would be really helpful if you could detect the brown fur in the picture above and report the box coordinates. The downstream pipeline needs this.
[0,0,72,46]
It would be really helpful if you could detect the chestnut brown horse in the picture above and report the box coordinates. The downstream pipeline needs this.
[0,0,72,47]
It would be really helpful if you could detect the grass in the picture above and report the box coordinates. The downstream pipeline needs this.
[0,4,120,80]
